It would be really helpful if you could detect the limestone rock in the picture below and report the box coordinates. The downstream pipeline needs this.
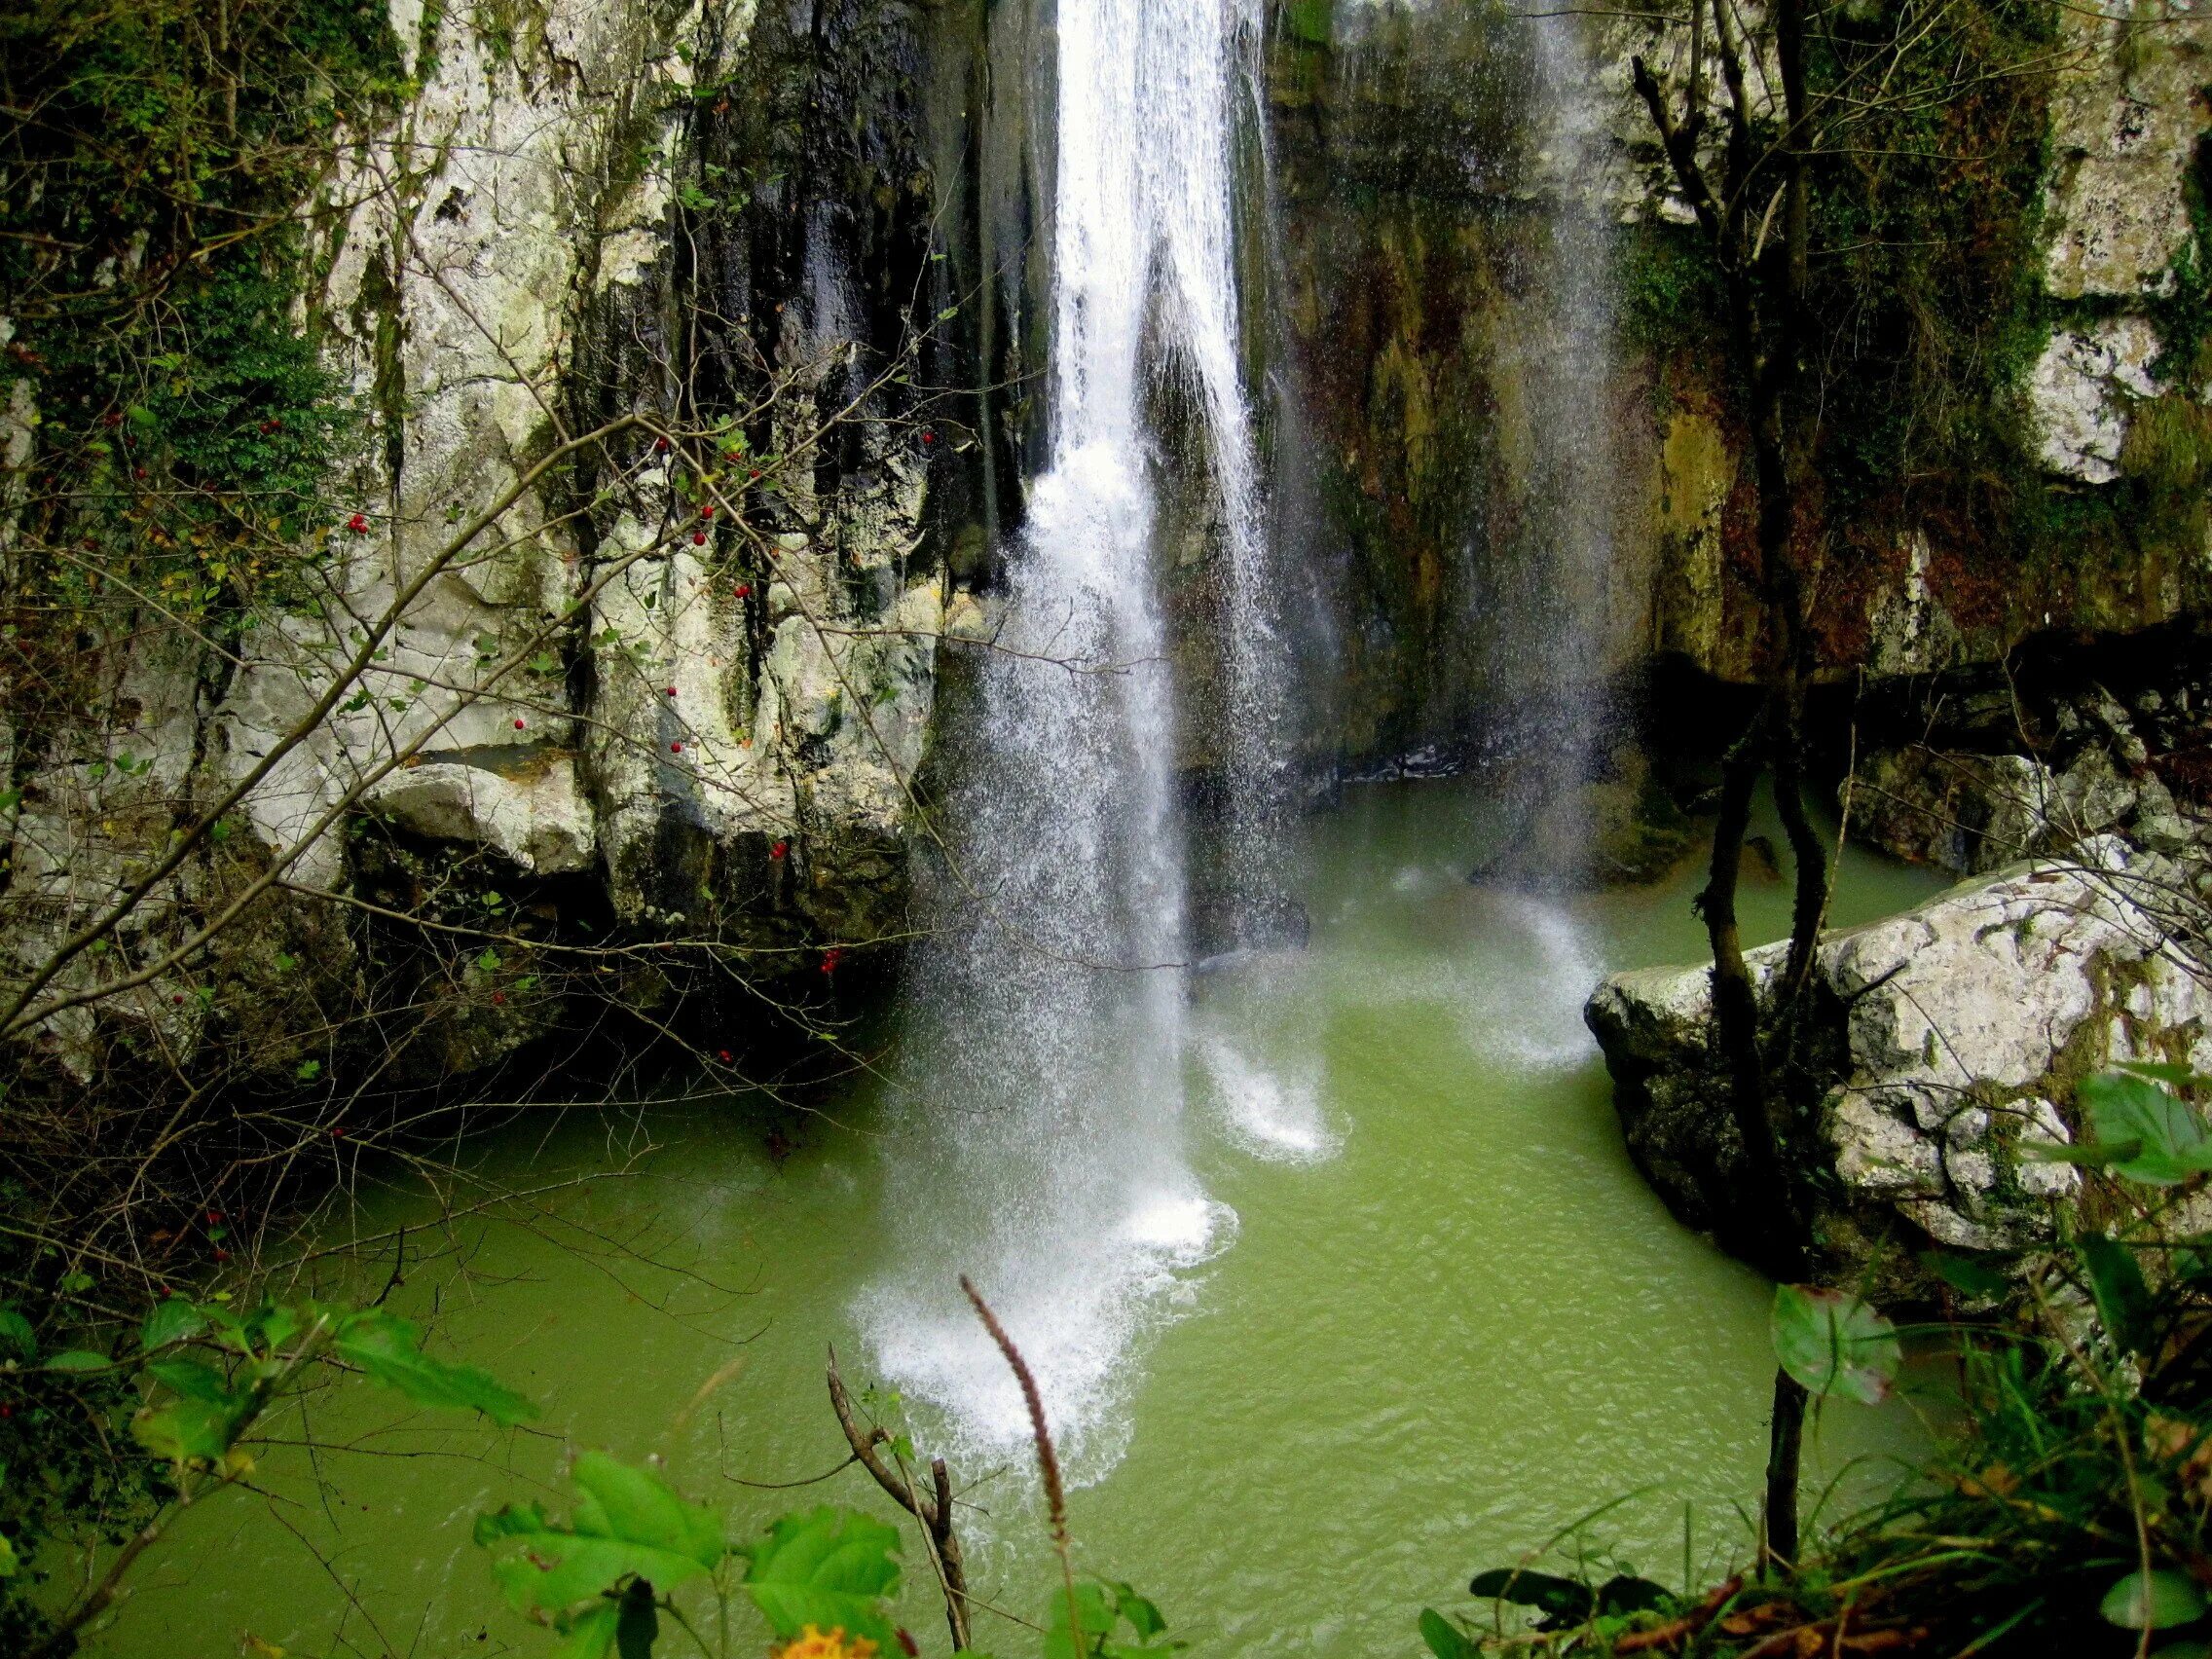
[2042,0,2212,300]
[2032,317,2160,483]
[365,754,596,874]
[1588,836,2212,1284]
[1856,742,2141,873]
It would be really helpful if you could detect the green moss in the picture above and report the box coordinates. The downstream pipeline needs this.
[0,0,405,647]
[1798,0,2057,545]
[1619,221,1725,358]
[2147,128,2212,390]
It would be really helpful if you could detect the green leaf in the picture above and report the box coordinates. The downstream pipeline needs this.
[1111,1582,1165,1641]
[333,1310,535,1424]
[295,1058,322,1082]
[1467,1568,1594,1625]
[0,1308,35,1360]
[2079,1233,2157,1356]
[132,1394,251,1463]
[2082,1072,2212,1186]
[147,1356,235,1403]
[1771,1285,1900,1405]
[58,1272,92,1295]
[556,1602,621,1659]
[0,1531,18,1577]
[1419,1609,1476,1659]
[2020,1137,2143,1167]
[480,1454,724,1624]
[1043,1581,1118,1659]
[42,1349,109,1372]
[133,1359,253,1462]
[2103,1568,2207,1631]
[1921,1250,2012,1302]
[743,1507,902,1651]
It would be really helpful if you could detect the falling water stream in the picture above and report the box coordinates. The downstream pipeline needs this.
[857,0,1282,1473]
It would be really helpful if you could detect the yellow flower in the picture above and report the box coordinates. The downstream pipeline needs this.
[776,1626,878,1659]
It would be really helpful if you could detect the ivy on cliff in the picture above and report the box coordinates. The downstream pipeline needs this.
[0,0,407,678]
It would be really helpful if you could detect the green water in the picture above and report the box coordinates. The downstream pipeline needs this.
[97,779,1949,1658]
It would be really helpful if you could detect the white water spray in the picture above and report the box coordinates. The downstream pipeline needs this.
[860,0,1271,1477]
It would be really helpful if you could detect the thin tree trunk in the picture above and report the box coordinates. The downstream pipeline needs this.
[1764,1369,1809,1569]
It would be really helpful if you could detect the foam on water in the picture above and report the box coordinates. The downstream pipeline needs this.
[1198,1034,1336,1161]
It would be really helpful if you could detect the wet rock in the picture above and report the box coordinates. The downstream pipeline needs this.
[1588,836,2212,1290]
[2041,1,2211,301]
[1854,745,2141,873]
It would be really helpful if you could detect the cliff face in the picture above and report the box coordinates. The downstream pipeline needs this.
[1267,0,2212,753]
[0,0,962,1097]
[1,0,2206,1106]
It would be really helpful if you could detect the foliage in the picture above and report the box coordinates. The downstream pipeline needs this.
[1041,1578,1178,1659]
[1768,1284,1900,1405]
[1618,224,1726,361]
[1794,0,2056,546]
[2,1289,535,1651]
[0,0,404,724]
[744,1508,905,1651]
[0,1262,1179,1659]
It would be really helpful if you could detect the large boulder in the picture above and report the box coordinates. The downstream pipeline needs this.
[1589,836,2212,1290]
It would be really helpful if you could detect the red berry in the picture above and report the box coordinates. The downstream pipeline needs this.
[330,1124,346,1138]
[261,419,280,434]
[717,1049,732,1062]
[347,513,369,534]
[170,993,185,1005]
[670,742,683,754]
[132,466,146,480]
[212,1248,230,1262]
[748,468,760,480]
[701,503,716,520]
[821,947,843,977]
[665,685,678,697]
[922,429,936,445]
[206,1210,221,1223]
[654,436,670,452]
[491,991,506,1006]
[734,583,753,599]
[514,718,526,729]
[770,839,788,861]
[693,531,707,545]
[3,1403,15,1417]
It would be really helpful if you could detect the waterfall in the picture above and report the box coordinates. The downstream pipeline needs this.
[1459,2,1623,891]
[858,0,1272,1475]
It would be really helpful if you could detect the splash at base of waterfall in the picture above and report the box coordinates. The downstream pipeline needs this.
[854,1193,1238,1485]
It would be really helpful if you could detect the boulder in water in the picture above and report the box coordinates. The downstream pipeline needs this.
[1588,834,2212,1297]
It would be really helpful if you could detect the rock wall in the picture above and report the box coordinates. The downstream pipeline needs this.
[4,0,2208,1105]
[0,0,964,1097]
[1267,0,2212,758]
